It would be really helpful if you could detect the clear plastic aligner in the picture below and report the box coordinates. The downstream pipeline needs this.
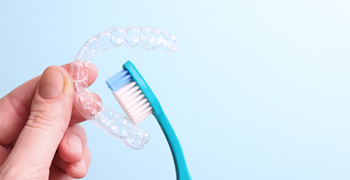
[75,26,178,62]
[93,106,150,149]
[71,27,177,149]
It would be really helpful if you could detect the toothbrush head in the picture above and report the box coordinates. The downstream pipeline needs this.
[106,61,163,125]
[106,61,192,179]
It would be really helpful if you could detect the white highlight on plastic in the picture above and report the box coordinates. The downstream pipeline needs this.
[70,27,177,149]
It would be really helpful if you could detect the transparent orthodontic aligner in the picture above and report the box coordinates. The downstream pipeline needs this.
[76,26,178,62]
[71,27,177,149]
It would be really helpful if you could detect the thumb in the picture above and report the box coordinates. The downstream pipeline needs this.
[1,66,74,179]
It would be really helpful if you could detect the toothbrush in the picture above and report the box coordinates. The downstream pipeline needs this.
[106,61,192,180]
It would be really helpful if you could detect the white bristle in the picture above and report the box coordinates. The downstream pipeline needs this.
[125,90,143,102]
[129,106,152,123]
[115,81,136,95]
[118,86,140,99]
[133,107,153,119]
[134,111,153,124]
[113,83,153,125]
[125,94,145,109]
[131,102,151,113]
[128,99,149,113]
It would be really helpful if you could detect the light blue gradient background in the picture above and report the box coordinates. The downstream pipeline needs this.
[0,0,350,179]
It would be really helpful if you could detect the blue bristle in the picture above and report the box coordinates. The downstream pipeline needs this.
[106,69,132,92]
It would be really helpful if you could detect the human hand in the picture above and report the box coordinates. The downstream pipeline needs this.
[0,63,99,180]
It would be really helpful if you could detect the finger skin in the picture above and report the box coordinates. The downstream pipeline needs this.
[54,146,91,179]
[0,145,11,167]
[0,66,74,179]
[0,76,39,145]
[0,62,98,145]
[66,148,91,179]
[49,164,73,180]
[58,124,87,163]
[53,152,67,174]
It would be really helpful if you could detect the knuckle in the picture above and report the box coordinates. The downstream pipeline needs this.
[27,110,65,133]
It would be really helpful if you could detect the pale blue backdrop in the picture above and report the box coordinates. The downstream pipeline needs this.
[0,0,350,179]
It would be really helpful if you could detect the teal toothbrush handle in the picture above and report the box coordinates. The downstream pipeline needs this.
[155,112,192,180]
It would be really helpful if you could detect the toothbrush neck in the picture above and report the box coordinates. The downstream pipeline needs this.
[155,112,192,180]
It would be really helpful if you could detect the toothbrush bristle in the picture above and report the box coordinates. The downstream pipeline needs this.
[106,70,153,124]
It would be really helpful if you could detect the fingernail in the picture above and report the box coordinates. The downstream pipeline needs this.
[74,159,86,172]
[67,135,83,155]
[39,69,64,99]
